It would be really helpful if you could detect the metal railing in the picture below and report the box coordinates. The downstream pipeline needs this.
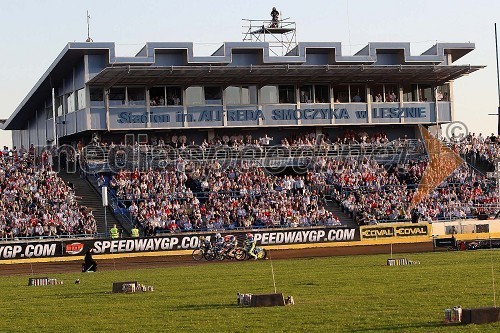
[87,172,135,232]
[0,233,102,244]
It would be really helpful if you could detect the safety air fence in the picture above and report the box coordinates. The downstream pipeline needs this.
[0,227,359,261]
[3,219,500,261]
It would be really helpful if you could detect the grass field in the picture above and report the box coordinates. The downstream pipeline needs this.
[2,250,500,332]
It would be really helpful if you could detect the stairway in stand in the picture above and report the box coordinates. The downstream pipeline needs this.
[325,200,356,227]
[58,171,121,236]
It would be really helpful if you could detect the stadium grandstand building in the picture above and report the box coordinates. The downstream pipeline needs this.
[4,41,483,155]
[3,34,499,254]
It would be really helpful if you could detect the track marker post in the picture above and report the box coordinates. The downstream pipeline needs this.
[490,236,497,307]
[268,249,277,294]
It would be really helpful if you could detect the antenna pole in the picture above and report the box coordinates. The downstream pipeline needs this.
[87,11,90,39]
[495,23,500,135]
[86,11,93,42]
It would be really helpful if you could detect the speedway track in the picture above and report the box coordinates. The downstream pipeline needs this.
[0,242,435,276]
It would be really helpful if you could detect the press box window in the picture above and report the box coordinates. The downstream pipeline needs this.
[260,86,278,104]
[437,84,450,101]
[384,84,398,102]
[109,87,125,106]
[185,86,204,105]
[90,87,104,107]
[279,85,295,103]
[66,92,76,113]
[225,86,257,105]
[299,85,313,103]
[371,84,384,102]
[45,99,53,120]
[127,87,145,106]
[350,84,365,103]
[299,85,329,103]
[418,84,432,102]
[204,86,222,105]
[166,87,182,105]
[55,96,64,117]
[314,85,329,103]
[150,87,166,106]
[333,85,349,103]
[77,88,86,110]
[402,84,418,102]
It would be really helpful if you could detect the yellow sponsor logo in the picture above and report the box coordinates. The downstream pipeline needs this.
[395,226,428,236]
[361,228,394,238]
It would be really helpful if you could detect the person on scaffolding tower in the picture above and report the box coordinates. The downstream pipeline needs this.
[270,7,279,28]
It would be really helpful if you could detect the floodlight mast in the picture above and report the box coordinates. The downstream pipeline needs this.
[242,8,297,56]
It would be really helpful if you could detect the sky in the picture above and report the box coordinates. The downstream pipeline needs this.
[0,0,499,146]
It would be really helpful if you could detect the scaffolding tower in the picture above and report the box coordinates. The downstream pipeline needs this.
[242,16,297,56]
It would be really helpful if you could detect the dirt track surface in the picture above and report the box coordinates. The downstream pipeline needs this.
[0,242,435,277]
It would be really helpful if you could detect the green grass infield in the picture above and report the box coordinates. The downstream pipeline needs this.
[2,250,500,332]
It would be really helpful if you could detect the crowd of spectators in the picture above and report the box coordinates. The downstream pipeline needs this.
[0,147,96,240]
[109,162,340,235]
[444,132,499,171]
[1,128,496,240]
[317,157,498,225]
[103,129,498,233]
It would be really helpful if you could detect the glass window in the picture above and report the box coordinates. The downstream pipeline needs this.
[350,84,365,103]
[402,84,418,102]
[225,86,241,105]
[90,87,104,107]
[333,85,349,103]
[371,84,384,102]
[248,86,258,104]
[279,85,295,103]
[225,86,255,105]
[55,96,63,117]
[384,84,398,102]
[314,85,329,103]
[166,87,182,105]
[204,86,222,105]
[45,99,53,120]
[418,84,432,102]
[127,87,145,106]
[150,87,165,106]
[437,84,450,101]
[299,85,313,103]
[241,87,250,105]
[185,86,204,105]
[260,86,278,104]
[67,92,75,113]
[77,88,86,110]
[109,87,125,106]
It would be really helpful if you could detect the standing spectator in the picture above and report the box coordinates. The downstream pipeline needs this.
[110,224,119,239]
[131,225,139,238]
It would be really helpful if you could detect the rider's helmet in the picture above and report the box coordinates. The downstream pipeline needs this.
[246,232,253,240]
[215,233,222,239]
[199,235,205,241]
